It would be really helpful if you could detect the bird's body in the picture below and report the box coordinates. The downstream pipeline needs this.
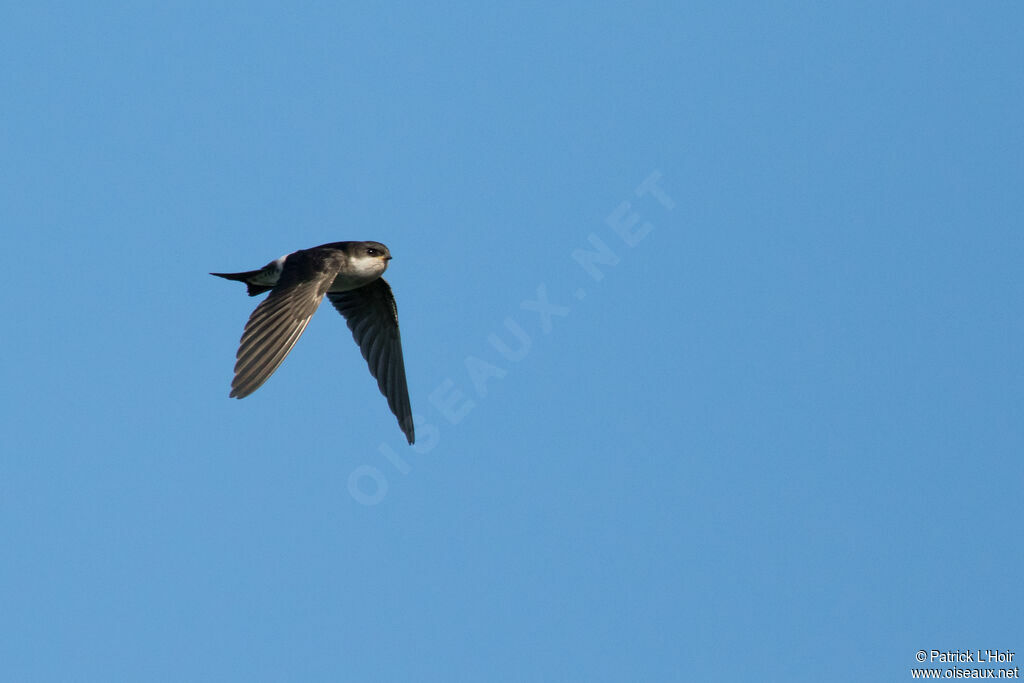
[212,241,414,444]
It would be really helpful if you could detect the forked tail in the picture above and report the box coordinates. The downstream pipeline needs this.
[210,270,274,296]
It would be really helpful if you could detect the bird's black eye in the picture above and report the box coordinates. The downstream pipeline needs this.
[366,248,378,256]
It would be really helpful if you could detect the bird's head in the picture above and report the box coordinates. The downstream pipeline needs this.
[346,241,392,276]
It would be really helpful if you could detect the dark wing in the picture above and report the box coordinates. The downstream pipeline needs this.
[327,278,414,444]
[230,256,342,398]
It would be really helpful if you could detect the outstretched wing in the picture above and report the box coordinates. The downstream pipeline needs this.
[230,255,342,398]
[327,278,414,444]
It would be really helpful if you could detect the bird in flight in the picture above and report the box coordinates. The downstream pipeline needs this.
[212,241,414,444]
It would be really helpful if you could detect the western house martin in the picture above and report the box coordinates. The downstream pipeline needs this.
[212,241,414,444]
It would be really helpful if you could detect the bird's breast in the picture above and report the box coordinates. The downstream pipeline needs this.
[328,270,382,293]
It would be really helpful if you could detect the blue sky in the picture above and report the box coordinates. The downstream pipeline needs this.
[2,2,1022,681]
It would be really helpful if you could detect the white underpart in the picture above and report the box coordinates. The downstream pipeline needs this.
[252,254,289,286]
[329,254,388,292]
[349,254,387,276]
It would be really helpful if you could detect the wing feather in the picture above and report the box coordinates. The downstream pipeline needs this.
[230,255,342,398]
[327,278,414,443]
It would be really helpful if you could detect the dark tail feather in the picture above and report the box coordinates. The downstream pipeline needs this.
[210,270,274,297]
